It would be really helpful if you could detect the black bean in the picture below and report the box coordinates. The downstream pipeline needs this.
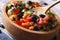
[28,1,33,6]
[34,26,40,31]
[11,5,14,7]
[17,12,24,20]
[39,14,45,18]
[44,3,48,5]
[20,8,23,11]
[32,15,38,23]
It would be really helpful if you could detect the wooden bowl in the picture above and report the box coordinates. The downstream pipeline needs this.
[2,0,60,40]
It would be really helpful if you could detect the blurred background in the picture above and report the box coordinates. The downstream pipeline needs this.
[0,0,60,40]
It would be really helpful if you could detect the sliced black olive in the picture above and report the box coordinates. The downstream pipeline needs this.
[39,14,45,18]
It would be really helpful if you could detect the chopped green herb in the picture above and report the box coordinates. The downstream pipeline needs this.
[47,10,54,17]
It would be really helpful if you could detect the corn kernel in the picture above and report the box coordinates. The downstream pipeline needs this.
[29,26,34,30]
[9,15,14,21]
[21,22,30,27]
[22,23,27,26]
[9,1,14,5]
[26,11,32,14]
[13,14,17,18]
[9,15,17,21]
[30,22,33,25]
[22,12,29,18]
[29,6,32,9]
[7,12,12,16]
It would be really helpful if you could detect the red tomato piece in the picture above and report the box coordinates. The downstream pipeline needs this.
[20,18,30,23]
[26,16,32,21]
[43,15,50,21]
[24,5,27,9]
[37,18,44,25]
[34,2,39,7]
[15,20,21,25]
[13,8,20,14]
[21,24,29,28]
[44,20,48,24]
[37,20,44,25]
[23,19,30,22]
[20,19,24,23]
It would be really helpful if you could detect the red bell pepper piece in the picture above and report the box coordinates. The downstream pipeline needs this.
[26,16,32,21]
[15,20,21,25]
[13,8,20,14]
[34,2,39,7]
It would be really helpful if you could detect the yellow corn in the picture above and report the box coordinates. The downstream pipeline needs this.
[22,22,30,26]
[7,12,12,16]
[9,15,17,21]
[13,14,17,18]
[9,15,14,21]
[30,22,33,25]
[29,26,34,30]
[9,1,14,5]
[22,12,29,18]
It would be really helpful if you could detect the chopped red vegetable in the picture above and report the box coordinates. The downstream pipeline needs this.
[13,8,20,14]
[15,20,21,25]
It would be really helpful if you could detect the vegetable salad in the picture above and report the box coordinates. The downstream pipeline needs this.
[6,1,57,31]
